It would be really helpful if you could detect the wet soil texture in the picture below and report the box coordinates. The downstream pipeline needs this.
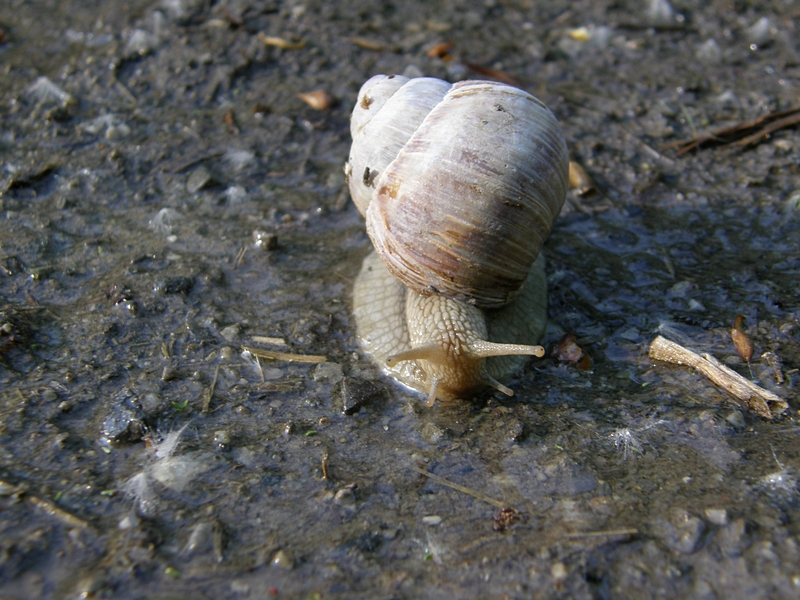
[0,1,799,598]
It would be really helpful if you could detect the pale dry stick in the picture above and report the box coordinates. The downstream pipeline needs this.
[412,466,506,509]
[242,346,327,363]
[233,246,247,269]
[648,335,788,419]
[250,336,287,346]
[26,494,94,531]
[0,479,95,532]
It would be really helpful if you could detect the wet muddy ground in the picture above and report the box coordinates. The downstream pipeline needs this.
[1,0,799,598]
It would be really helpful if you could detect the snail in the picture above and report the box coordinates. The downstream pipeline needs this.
[347,75,568,406]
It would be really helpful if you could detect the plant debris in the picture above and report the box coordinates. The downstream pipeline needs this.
[297,90,333,110]
[665,106,800,156]
[462,62,519,86]
[568,161,596,196]
[648,335,787,419]
[242,346,327,363]
[731,314,754,363]
[412,466,506,509]
[350,37,389,52]
[427,41,455,59]
[258,33,305,50]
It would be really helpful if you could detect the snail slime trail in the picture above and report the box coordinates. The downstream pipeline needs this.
[348,75,568,406]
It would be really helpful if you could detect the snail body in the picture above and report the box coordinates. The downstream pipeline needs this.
[353,251,548,404]
[348,75,567,405]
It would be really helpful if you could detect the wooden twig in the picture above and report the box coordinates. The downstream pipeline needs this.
[664,107,800,156]
[648,335,788,419]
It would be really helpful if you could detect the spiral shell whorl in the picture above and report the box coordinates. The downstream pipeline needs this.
[347,75,452,216]
[363,79,568,308]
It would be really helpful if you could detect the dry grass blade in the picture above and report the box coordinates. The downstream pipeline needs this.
[412,466,506,509]
[242,346,327,363]
[648,335,787,419]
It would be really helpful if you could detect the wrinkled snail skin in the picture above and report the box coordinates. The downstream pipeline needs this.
[348,74,567,405]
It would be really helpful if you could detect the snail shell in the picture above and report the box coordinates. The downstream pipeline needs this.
[348,75,567,404]
[346,74,568,308]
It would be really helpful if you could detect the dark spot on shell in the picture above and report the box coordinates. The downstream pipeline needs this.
[362,166,378,187]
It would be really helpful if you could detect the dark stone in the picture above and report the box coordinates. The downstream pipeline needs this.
[102,405,145,444]
[101,389,147,445]
[154,276,194,295]
[340,377,385,415]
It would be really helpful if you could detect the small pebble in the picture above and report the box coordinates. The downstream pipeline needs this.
[219,324,241,342]
[704,508,728,526]
[140,392,162,414]
[261,367,284,380]
[312,362,344,384]
[420,422,445,444]
[155,276,194,295]
[422,515,442,526]
[162,366,180,382]
[551,561,567,582]
[696,39,722,64]
[334,488,356,506]
[746,17,772,45]
[253,230,278,250]
[186,166,216,193]
[687,299,706,311]
[214,430,230,450]
[726,410,746,429]
[271,549,293,569]
[184,521,215,556]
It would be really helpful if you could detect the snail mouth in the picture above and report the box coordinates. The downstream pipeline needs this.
[386,340,544,406]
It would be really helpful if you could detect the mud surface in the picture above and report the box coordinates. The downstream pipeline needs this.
[1,1,799,598]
